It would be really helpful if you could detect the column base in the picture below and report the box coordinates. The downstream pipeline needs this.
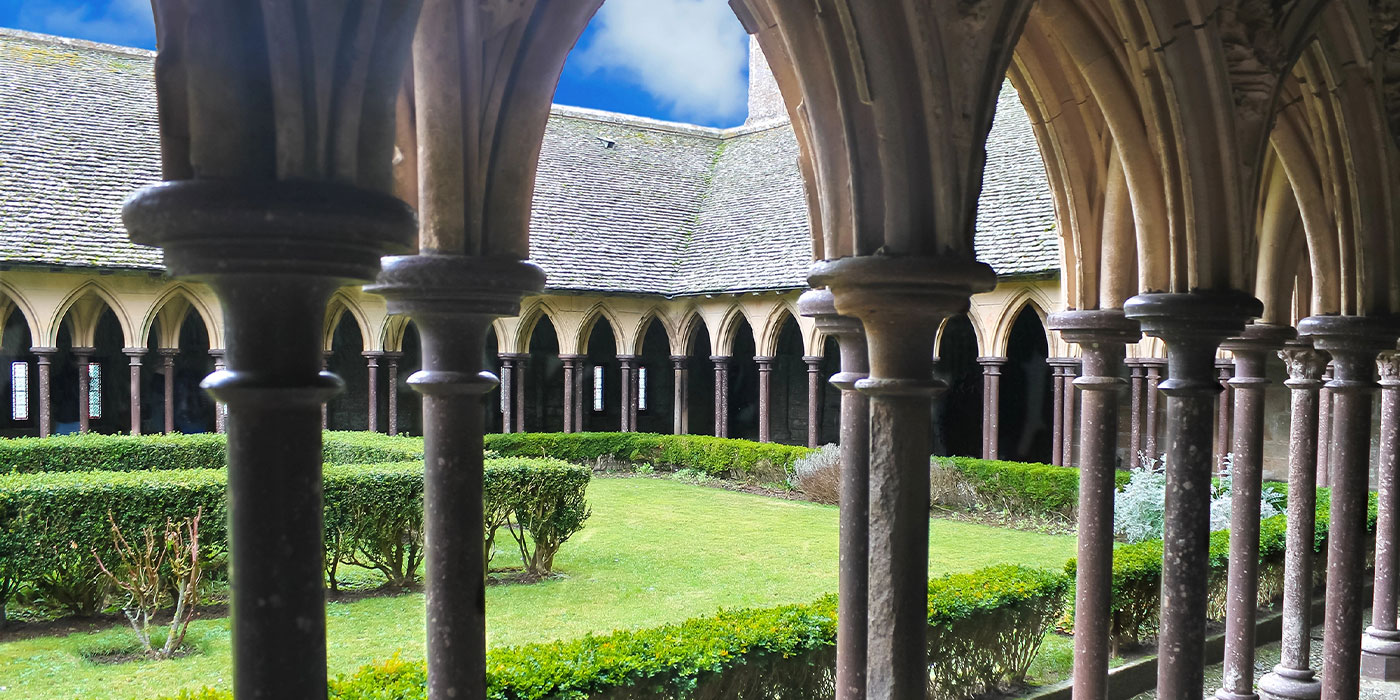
[1258,667,1322,700]
[1362,627,1400,681]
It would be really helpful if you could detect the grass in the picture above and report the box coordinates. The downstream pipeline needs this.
[0,476,1076,699]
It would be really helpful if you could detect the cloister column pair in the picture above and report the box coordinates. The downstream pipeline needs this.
[712,356,731,438]
[1364,350,1400,680]
[1048,357,1079,466]
[561,354,585,433]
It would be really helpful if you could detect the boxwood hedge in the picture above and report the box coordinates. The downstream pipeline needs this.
[157,564,1067,700]
[0,431,424,474]
[934,456,1132,521]
[483,432,810,481]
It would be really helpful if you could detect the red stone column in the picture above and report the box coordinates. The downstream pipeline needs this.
[1050,362,1066,466]
[1259,342,1329,700]
[978,357,1007,459]
[208,349,226,433]
[1316,365,1334,486]
[161,348,178,434]
[498,355,515,434]
[560,354,583,433]
[1144,359,1164,461]
[671,355,688,435]
[511,354,527,433]
[1297,315,1394,700]
[125,348,146,435]
[618,355,638,432]
[31,347,55,437]
[1216,324,1295,700]
[1128,360,1146,469]
[1060,359,1079,466]
[755,356,774,442]
[363,351,381,433]
[1125,290,1259,700]
[800,288,870,700]
[1049,310,1139,700]
[1215,359,1235,471]
[1363,349,1400,680]
[711,356,730,438]
[804,355,823,448]
[73,347,95,433]
[384,352,401,436]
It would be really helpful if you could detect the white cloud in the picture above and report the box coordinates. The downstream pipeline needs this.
[19,0,155,48]
[573,0,748,124]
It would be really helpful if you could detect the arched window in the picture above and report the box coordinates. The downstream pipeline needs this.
[592,365,605,412]
[10,362,28,420]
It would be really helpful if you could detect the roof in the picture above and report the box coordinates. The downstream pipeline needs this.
[0,28,1058,297]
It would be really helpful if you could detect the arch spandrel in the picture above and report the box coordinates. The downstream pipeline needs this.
[47,280,136,348]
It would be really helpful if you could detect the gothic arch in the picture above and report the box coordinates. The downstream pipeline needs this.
[573,302,626,357]
[324,292,373,353]
[714,304,759,357]
[628,306,678,356]
[512,298,563,353]
[990,289,1053,357]
[47,280,135,348]
[140,282,221,350]
[675,308,711,357]
[755,303,802,357]
[935,312,990,360]
[0,280,40,349]
[380,314,414,354]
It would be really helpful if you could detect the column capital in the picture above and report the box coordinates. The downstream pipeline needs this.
[498,352,529,361]
[1298,315,1398,390]
[559,353,587,361]
[617,354,639,367]
[71,346,97,358]
[801,355,822,368]
[361,350,386,359]
[1048,308,1141,347]
[207,348,225,358]
[382,351,404,361]
[1125,291,1260,395]
[29,346,57,357]
[976,356,1008,367]
[755,355,775,368]
[709,355,732,366]
[668,355,688,368]
[798,287,865,339]
[1378,350,1400,386]
[158,347,181,359]
[1279,342,1331,389]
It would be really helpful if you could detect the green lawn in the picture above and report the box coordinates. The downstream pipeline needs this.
[0,477,1076,699]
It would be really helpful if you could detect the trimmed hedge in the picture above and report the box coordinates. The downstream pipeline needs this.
[1066,487,1380,645]
[934,457,1132,520]
[158,564,1068,700]
[0,431,423,474]
[0,457,588,615]
[484,432,811,480]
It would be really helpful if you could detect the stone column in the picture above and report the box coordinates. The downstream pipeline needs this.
[618,355,638,432]
[321,351,332,431]
[1259,343,1329,700]
[805,355,823,448]
[31,348,55,437]
[208,349,226,433]
[512,354,526,433]
[1316,366,1334,486]
[498,355,515,434]
[1125,291,1260,700]
[800,288,870,700]
[812,257,995,700]
[363,351,381,433]
[1143,359,1165,462]
[1297,315,1394,700]
[671,355,688,435]
[978,357,1007,459]
[560,354,584,433]
[1216,359,1235,471]
[1128,361,1146,469]
[712,356,731,438]
[160,348,178,434]
[124,348,145,435]
[755,356,774,442]
[384,352,401,436]
[73,347,95,433]
[1217,324,1295,700]
[1363,349,1400,680]
[573,356,586,432]
[1051,362,1066,465]
[1060,359,1079,466]
[1049,310,1139,700]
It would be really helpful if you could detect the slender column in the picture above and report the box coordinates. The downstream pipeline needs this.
[1363,349,1400,680]
[124,348,145,435]
[1128,361,1146,469]
[800,289,870,700]
[755,356,774,442]
[160,348,178,434]
[1259,343,1329,700]
[812,256,995,700]
[385,352,401,436]
[1215,359,1235,470]
[1051,362,1066,465]
[370,257,545,700]
[1297,315,1395,700]
[73,347,95,433]
[618,355,638,432]
[978,357,1007,459]
[560,354,584,433]
[209,349,226,433]
[363,352,382,433]
[321,351,331,431]
[512,354,526,433]
[671,355,688,435]
[804,355,823,448]
[1049,310,1139,700]
[31,348,54,437]
[573,357,586,432]
[498,356,515,434]
[1060,359,1079,466]
[1316,366,1333,486]
[1144,360,1164,461]
[711,356,731,438]
[1217,325,1296,700]
[1125,291,1260,700]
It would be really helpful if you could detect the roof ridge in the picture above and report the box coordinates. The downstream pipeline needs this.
[0,27,156,59]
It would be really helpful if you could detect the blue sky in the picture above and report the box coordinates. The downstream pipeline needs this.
[0,0,752,127]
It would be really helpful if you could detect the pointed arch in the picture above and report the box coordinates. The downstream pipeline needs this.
[714,305,759,357]
[936,312,989,360]
[140,282,221,350]
[380,314,414,353]
[990,288,1053,357]
[514,298,564,352]
[675,308,711,356]
[325,292,373,353]
[629,306,678,356]
[756,302,802,357]
[0,280,41,348]
[48,279,135,348]
[574,301,626,356]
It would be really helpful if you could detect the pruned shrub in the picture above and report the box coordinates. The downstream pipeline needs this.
[93,508,204,659]
[487,458,591,578]
[324,463,425,589]
[790,444,841,504]
[928,456,1130,521]
[156,564,1067,700]
[484,432,809,481]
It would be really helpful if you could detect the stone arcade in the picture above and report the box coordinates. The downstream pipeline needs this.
[3,1,1400,699]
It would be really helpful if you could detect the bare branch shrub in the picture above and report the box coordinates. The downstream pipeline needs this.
[791,444,841,504]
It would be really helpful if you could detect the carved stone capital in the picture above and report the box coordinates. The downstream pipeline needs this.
[1278,343,1330,388]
